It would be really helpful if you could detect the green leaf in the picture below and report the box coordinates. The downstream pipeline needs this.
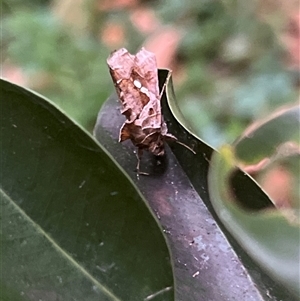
[0,79,174,301]
[234,104,300,163]
[208,146,300,297]
[233,104,300,213]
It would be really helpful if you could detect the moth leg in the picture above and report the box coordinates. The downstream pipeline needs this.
[175,140,196,154]
[136,148,142,173]
[164,133,196,154]
[135,148,149,177]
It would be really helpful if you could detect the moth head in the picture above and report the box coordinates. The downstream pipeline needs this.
[149,140,165,156]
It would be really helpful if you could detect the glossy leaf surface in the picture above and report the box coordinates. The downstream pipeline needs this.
[0,79,174,301]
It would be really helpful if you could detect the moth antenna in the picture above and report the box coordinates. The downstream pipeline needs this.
[135,148,149,178]
[175,140,196,154]
[158,70,171,99]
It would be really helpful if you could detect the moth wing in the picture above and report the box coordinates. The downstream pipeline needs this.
[135,48,163,129]
[119,122,148,147]
[134,48,160,101]
[119,122,131,142]
[107,48,135,80]
[108,48,151,119]
[139,101,162,131]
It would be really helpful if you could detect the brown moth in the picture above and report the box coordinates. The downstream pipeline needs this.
[107,47,194,174]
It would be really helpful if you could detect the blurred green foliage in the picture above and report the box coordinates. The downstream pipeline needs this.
[2,5,113,129]
[157,0,297,146]
[1,0,297,143]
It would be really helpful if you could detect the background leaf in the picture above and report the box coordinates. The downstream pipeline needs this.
[0,79,174,301]
[234,104,300,163]
[208,146,300,298]
[233,104,300,214]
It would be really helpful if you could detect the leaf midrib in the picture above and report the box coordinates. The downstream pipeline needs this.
[0,187,122,301]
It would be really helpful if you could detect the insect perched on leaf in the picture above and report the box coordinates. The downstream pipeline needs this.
[107,47,195,175]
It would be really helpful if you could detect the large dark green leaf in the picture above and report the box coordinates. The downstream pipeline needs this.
[94,70,297,300]
[0,79,174,301]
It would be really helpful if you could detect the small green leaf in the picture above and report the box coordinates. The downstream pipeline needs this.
[0,79,174,301]
[234,104,300,163]
[208,146,300,297]
[234,104,300,213]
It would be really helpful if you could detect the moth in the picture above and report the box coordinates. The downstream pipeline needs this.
[107,47,194,174]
